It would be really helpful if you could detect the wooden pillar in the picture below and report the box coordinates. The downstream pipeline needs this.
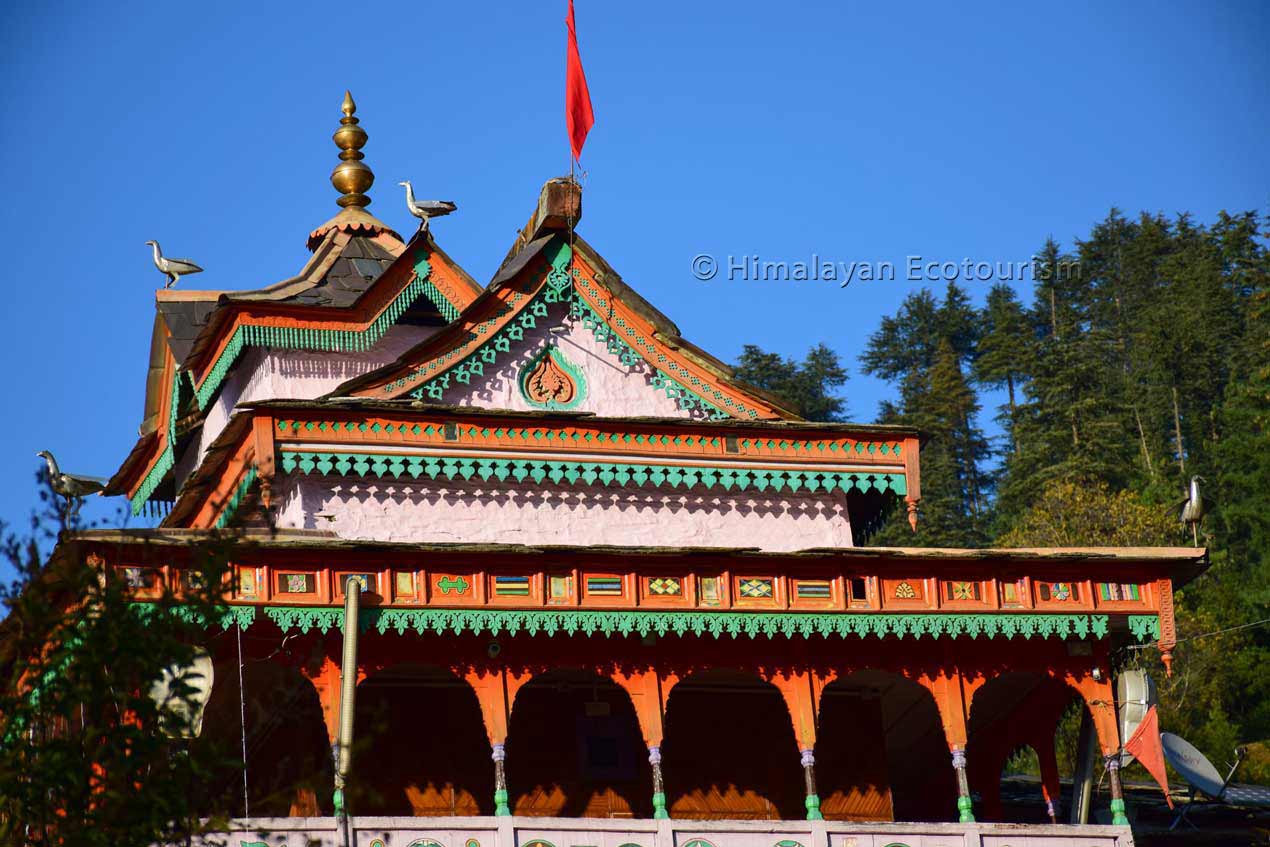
[466,667,531,817]
[924,667,978,823]
[1068,655,1128,827]
[1035,733,1062,824]
[769,670,824,821]
[613,668,677,819]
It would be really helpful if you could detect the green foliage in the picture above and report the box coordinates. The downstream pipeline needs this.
[742,208,1269,780]
[746,206,1264,782]
[862,283,990,547]
[0,469,240,846]
[997,479,1176,548]
[732,342,848,421]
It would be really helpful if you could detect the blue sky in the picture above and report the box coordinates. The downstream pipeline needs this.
[0,1,1267,546]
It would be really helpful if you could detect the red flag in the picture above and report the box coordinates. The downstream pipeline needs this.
[1124,705,1174,809]
[566,0,595,161]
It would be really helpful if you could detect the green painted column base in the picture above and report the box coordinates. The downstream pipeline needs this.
[805,793,824,821]
[494,788,511,817]
[957,794,975,823]
[333,788,345,817]
[652,791,669,819]
[1110,798,1129,826]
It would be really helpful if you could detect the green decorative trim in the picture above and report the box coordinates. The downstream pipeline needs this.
[519,345,588,411]
[652,791,668,819]
[280,450,906,496]
[414,254,459,323]
[134,602,257,631]
[200,605,1109,642]
[804,794,823,821]
[215,465,258,529]
[957,794,975,823]
[275,418,900,458]
[194,256,444,409]
[493,789,511,817]
[572,272,764,420]
[264,606,344,634]
[1110,797,1128,826]
[131,255,454,515]
[403,241,572,401]
[1128,614,1161,642]
[130,373,188,516]
[571,294,731,420]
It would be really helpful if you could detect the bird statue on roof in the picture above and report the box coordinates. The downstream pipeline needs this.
[399,181,456,233]
[37,450,107,522]
[1173,475,1206,545]
[145,240,204,288]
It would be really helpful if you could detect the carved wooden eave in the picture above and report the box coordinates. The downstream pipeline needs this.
[55,530,1203,661]
[106,228,483,513]
[334,231,802,423]
[158,399,922,533]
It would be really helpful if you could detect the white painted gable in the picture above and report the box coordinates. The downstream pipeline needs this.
[439,303,711,419]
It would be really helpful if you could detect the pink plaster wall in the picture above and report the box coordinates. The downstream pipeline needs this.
[440,305,708,420]
[175,325,435,486]
[275,474,853,551]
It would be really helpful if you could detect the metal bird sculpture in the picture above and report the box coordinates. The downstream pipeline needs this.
[399,181,456,233]
[37,450,107,522]
[1173,475,1206,545]
[145,240,204,288]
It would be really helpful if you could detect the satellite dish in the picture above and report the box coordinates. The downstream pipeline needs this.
[1116,668,1157,766]
[148,647,215,739]
[1161,732,1225,798]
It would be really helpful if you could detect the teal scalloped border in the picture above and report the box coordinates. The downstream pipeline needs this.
[214,465,258,529]
[194,257,443,409]
[142,604,1108,642]
[280,450,906,496]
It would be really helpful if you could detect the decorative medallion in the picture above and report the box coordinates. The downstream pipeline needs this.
[434,575,471,596]
[1045,582,1073,601]
[647,577,682,596]
[951,581,977,601]
[519,345,586,410]
[406,840,444,847]
[682,840,717,847]
[894,581,917,599]
[739,578,774,599]
[279,573,315,594]
[465,840,480,847]
[775,841,805,847]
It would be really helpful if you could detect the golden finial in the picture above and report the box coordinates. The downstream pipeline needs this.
[330,90,374,208]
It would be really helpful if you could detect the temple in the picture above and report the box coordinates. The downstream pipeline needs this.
[68,93,1204,846]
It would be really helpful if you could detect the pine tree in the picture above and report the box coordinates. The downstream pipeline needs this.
[974,283,1032,455]
[732,343,849,421]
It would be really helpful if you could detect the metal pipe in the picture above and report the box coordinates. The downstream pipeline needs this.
[334,581,360,845]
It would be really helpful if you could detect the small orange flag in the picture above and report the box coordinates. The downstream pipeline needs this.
[1124,705,1174,809]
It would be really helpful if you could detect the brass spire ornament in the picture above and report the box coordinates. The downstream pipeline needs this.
[331,91,374,208]
[306,90,400,251]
